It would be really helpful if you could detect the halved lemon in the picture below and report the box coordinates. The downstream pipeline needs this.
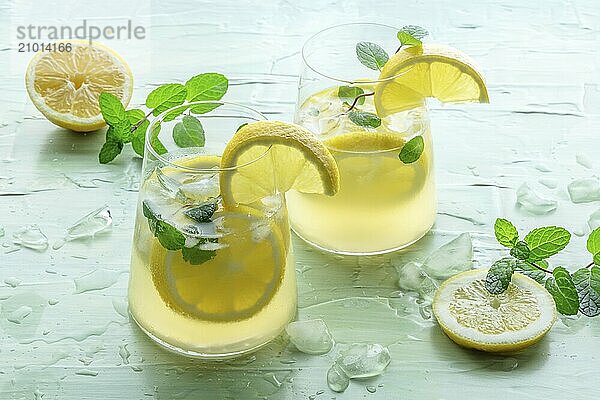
[432,269,556,352]
[219,121,340,206]
[149,204,287,322]
[25,41,133,132]
[375,44,489,115]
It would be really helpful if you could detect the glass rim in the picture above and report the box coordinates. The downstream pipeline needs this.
[301,22,410,84]
[146,101,270,173]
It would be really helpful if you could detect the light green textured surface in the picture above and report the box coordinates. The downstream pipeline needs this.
[1,1,600,399]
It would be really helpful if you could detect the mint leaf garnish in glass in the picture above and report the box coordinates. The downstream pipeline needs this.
[355,42,389,71]
[348,110,381,128]
[398,136,424,164]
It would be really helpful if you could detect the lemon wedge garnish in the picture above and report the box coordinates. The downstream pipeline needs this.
[219,121,340,206]
[25,41,133,132]
[433,269,556,352]
[375,44,489,115]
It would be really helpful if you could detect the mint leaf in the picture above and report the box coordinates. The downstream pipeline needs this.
[515,260,547,283]
[153,220,184,250]
[142,200,185,251]
[397,31,422,47]
[399,136,424,164]
[162,105,190,122]
[146,83,187,116]
[587,227,600,256]
[399,25,428,40]
[524,226,571,261]
[127,109,149,157]
[510,240,531,260]
[348,110,381,128]
[184,201,217,223]
[185,73,228,102]
[338,86,365,105]
[595,253,600,266]
[190,102,222,114]
[356,42,389,70]
[572,266,600,317]
[494,218,519,248]
[182,240,217,265]
[149,123,167,155]
[545,267,579,315]
[485,257,516,294]
[99,93,127,126]
[98,140,123,164]
[173,115,205,148]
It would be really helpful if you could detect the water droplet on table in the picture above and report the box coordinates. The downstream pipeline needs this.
[118,344,131,364]
[366,385,377,393]
[53,205,112,249]
[7,305,33,324]
[286,319,334,355]
[534,163,551,172]
[75,369,99,377]
[490,357,519,371]
[0,225,4,238]
[568,178,600,204]
[516,183,557,215]
[12,225,48,251]
[538,178,557,189]
[4,277,21,287]
[74,269,120,293]
[576,154,593,169]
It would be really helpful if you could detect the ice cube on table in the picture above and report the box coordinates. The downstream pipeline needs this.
[568,178,600,204]
[588,209,600,230]
[396,261,428,292]
[53,205,113,249]
[285,319,334,355]
[12,225,48,251]
[336,343,391,379]
[422,233,473,280]
[327,363,350,393]
[516,183,557,215]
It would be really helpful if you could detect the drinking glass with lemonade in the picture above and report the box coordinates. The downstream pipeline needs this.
[128,102,339,358]
[287,23,488,255]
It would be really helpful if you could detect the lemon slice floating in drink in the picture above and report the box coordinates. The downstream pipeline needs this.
[150,202,287,322]
[25,41,133,132]
[374,44,489,115]
[220,120,340,206]
[432,269,557,352]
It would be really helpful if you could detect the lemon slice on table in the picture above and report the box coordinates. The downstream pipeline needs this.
[150,204,286,322]
[220,121,340,206]
[25,41,133,132]
[374,44,489,115]
[432,269,556,353]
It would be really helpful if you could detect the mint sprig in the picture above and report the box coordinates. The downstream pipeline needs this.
[486,220,600,317]
[143,200,216,265]
[98,73,229,164]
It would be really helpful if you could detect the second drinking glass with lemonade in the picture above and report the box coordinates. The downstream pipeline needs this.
[287,23,437,255]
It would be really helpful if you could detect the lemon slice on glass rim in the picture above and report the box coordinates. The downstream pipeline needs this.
[432,269,557,353]
[219,120,340,206]
[25,40,133,132]
[374,43,489,115]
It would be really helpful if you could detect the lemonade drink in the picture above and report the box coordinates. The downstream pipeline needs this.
[128,155,297,358]
[287,87,436,254]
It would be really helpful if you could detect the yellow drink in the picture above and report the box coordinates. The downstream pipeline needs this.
[128,155,296,358]
[287,87,436,254]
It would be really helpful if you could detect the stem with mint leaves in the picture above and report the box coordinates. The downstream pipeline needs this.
[332,25,428,164]
[486,218,600,317]
[98,73,229,164]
